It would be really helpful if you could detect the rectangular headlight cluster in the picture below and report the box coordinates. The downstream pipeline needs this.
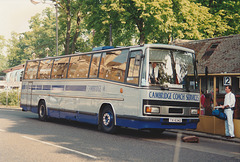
[145,105,160,114]
[191,109,199,115]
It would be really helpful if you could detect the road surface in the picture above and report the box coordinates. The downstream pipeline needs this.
[0,108,239,162]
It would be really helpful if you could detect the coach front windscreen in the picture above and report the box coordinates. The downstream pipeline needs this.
[142,48,196,91]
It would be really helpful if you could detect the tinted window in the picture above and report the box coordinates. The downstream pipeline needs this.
[89,53,101,78]
[37,59,54,79]
[68,55,91,78]
[24,61,39,80]
[51,57,70,79]
[99,49,129,82]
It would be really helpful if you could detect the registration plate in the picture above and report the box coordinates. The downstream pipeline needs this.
[169,118,182,123]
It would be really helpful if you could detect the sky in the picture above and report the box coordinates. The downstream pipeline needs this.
[0,0,51,40]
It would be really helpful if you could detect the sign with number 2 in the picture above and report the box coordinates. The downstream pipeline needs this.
[223,76,231,86]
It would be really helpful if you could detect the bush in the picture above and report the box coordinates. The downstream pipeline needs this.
[0,90,20,106]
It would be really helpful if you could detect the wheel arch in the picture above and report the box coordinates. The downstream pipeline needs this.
[98,103,116,125]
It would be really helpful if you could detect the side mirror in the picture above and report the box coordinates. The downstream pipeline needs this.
[134,55,141,66]
[20,71,24,81]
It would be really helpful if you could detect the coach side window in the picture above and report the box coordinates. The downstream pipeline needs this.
[89,53,101,78]
[37,59,53,79]
[99,49,129,82]
[51,57,70,79]
[24,61,39,80]
[68,55,91,78]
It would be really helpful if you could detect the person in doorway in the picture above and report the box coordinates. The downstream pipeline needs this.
[200,90,206,115]
[149,62,159,84]
[221,85,236,138]
[201,90,206,107]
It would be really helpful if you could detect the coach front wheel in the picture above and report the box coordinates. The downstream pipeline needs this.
[100,105,116,133]
[38,100,47,121]
[149,129,165,135]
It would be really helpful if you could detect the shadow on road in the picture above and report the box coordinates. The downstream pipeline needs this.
[3,110,176,140]
[1,110,178,161]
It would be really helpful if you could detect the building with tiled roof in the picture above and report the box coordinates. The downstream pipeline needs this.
[174,34,240,75]
[174,34,240,119]
[174,34,240,94]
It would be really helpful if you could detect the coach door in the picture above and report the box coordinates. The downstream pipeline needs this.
[126,50,142,85]
[27,81,33,110]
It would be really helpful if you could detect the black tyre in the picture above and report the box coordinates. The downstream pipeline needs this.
[38,100,47,121]
[149,129,165,135]
[100,105,116,133]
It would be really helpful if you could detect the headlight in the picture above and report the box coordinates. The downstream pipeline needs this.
[145,105,160,114]
[191,109,198,115]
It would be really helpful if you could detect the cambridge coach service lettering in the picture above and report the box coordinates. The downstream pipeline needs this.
[149,92,199,101]
[149,92,172,100]
[186,94,199,101]
[173,93,185,100]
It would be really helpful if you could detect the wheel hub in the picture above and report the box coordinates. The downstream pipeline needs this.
[39,105,45,117]
[103,113,111,126]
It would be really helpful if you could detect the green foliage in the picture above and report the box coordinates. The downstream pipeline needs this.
[192,0,240,35]
[5,0,239,68]
[0,91,20,106]
[86,0,232,45]
[84,0,138,46]
[56,0,92,54]
[171,0,230,40]
[7,8,62,67]
[0,35,5,54]
[27,8,58,58]
[0,35,7,75]
[7,32,29,67]
[0,54,6,76]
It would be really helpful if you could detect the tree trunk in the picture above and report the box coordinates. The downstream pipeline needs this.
[71,11,81,54]
[139,31,145,45]
[136,19,145,45]
[65,0,71,55]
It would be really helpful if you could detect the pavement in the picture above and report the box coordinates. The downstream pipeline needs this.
[1,106,240,143]
[168,129,240,144]
[0,106,21,110]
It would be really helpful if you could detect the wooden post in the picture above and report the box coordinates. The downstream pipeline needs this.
[199,78,202,115]
[213,76,217,108]
[213,76,216,134]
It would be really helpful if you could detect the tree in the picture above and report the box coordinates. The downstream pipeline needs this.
[57,0,72,55]
[84,0,135,47]
[27,8,58,58]
[85,0,231,45]
[0,35,5,55]
[6,32,24,68]
[192,0,240,35]
[5,0,239,69]
[7,8,58,67]
[171,0,230,40]
[0,35,7,75]
[54,0,89,54]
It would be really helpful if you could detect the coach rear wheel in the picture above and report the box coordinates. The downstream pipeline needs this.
[38,101,47,121]
[100,105,116,133]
